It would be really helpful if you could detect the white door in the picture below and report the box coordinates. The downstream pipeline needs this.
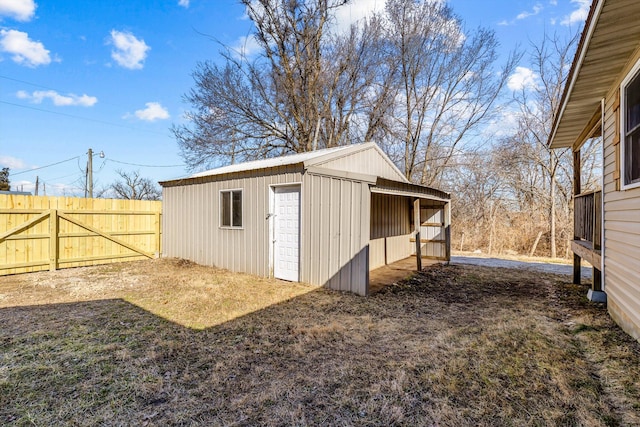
[273,186,300,281]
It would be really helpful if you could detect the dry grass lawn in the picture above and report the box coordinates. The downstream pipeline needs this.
[1,258,639,426]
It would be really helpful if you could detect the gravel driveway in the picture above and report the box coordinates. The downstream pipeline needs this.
[451,256,593,279]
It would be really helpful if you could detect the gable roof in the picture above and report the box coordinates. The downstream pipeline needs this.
[549,0,640,148]
[189,144,355,179]
[160,142,409,185]
[303,142,407,180]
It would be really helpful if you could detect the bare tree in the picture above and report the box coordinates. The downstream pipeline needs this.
[504,32,598,258]
[173,0,391,170]
[107,170,161,201]
[174,0,514,176]
[0,168,10,191]
[448,149,530,254]
[450,33,602,259]
[381,0,518,187]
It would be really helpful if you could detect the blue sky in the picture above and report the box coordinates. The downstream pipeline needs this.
[0,0,589,196]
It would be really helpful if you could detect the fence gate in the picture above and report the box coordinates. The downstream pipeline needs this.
[0,195,161,276]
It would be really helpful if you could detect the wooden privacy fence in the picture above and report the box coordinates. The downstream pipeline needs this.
[0,195,161,276]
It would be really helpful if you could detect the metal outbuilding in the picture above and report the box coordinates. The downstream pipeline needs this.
[159,142,450,295]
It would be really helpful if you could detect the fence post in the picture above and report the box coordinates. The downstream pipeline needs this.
[49,209,58,271]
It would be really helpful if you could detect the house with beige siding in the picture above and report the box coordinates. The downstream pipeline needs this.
[160,142,450,296]
[549,0,640,340]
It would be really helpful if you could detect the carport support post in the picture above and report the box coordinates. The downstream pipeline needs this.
[414,198,422,271]
[444,201,451,262]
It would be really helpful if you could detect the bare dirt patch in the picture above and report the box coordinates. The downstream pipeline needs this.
[1,259,639,426]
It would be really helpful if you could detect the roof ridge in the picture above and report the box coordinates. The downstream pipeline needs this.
[188,143,365,179]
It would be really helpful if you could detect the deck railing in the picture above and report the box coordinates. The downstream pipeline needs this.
[573,190,601,250]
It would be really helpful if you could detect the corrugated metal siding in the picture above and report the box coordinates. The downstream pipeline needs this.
[385,234,413,263]
[602,47,640,341]
[315,146,406,182]
[369,239,386,270]
[162,167,303,276]
[301,172,370,295]
[413,241,445,259]
[369,193,412,269]
[369,235,414,269]
[370,193,411,239]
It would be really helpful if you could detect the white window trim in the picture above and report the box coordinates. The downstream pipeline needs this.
[219,188,243,229]
[620,57,640,190]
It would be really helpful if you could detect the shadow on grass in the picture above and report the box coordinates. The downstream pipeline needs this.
[1,265,640,426]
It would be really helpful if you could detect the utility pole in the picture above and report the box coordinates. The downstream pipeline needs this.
[85,148,104,198]
[87,148,93,198]
[35,176,39,196]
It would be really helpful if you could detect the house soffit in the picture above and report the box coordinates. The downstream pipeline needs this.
[550,0,640,148]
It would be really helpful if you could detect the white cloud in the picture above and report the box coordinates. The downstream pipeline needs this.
[129,102,170,121]
[485,108,520,138]
[549,0,557,5]
[334,0,386,32]
[516,3,543,20]
[0,29,50,67]
[178,0,189,7]
[13,179,33,192]
[500,3,543,26]
[0,0,36,21]
[230,35,262,58]
[0,155,26,169]
[17,89,97,107]
[507,66,539,91]
[108,30,149,70]
[561,0,590,26]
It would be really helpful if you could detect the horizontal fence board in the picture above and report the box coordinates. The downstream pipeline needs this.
[0,194,161,275]
[0,260,50,270]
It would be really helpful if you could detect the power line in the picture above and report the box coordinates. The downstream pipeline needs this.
[106,158,185,168]
[10,156,81,176]
[0,75,56,91]
[0,101,171,137]
[8,153,184,182]
[41,171,81,181]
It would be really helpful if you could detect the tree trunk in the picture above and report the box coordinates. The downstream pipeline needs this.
[488,202,496,255]
[530,231,543,257]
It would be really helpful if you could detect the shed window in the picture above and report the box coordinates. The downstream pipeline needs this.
[220,190,242,228]
[622,61,640,188]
